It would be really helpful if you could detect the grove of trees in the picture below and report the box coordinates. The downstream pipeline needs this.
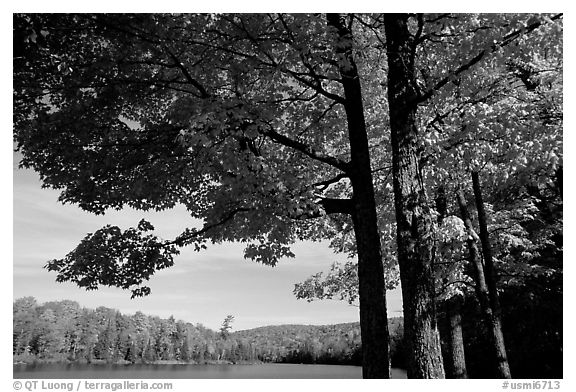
[13,298,406,368]
[13,13,562,378]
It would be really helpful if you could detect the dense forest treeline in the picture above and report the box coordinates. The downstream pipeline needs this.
[13,286,561,378]
[13,298,405,367]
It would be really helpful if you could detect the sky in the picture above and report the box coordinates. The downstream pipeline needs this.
[12,151,403,331]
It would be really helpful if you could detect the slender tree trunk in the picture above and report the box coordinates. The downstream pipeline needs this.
[384,14,445,378]
[327,14,390,379]
[456,188,510,378]
[443,295,468,378]
[436,186,468,378]
[435,185,448,224]
[470,172,511,378]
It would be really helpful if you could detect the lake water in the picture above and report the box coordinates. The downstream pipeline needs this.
[14,363,407,379]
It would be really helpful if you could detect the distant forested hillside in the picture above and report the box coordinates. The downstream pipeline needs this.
[233,318,406,366]
[13,298,406,367]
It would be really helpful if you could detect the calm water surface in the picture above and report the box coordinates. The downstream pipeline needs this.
[14,363,407,379]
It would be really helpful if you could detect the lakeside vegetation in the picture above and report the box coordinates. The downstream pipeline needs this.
[13,298,405,368]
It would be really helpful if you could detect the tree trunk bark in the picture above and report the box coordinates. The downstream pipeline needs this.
[443,295,468,378]
[384,13,445,378]
[327,13,390,379]
[556,166,562,199]
[470,172,511,378]
[456,187,510,378]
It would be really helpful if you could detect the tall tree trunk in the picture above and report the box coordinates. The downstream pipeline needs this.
[435,185,448,224]
[327,14,390,379]
[471,172,511,378]
[436,186,468,378]
[456,188,510,378]
[443,295,468,378]
[556,166,562,199]
[384,14,445,378]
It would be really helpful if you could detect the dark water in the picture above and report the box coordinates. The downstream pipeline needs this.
[14,363,407,379]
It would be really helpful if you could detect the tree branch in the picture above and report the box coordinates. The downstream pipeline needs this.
[312,172,349,190]
[318,197,354,215]
[284,69,346,104]
[260,122,351,173]
[438,279,475,296]
[164,47,210,99]
[171,207,252,246]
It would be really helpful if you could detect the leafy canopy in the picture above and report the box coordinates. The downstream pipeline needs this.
[14,13,390,297]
